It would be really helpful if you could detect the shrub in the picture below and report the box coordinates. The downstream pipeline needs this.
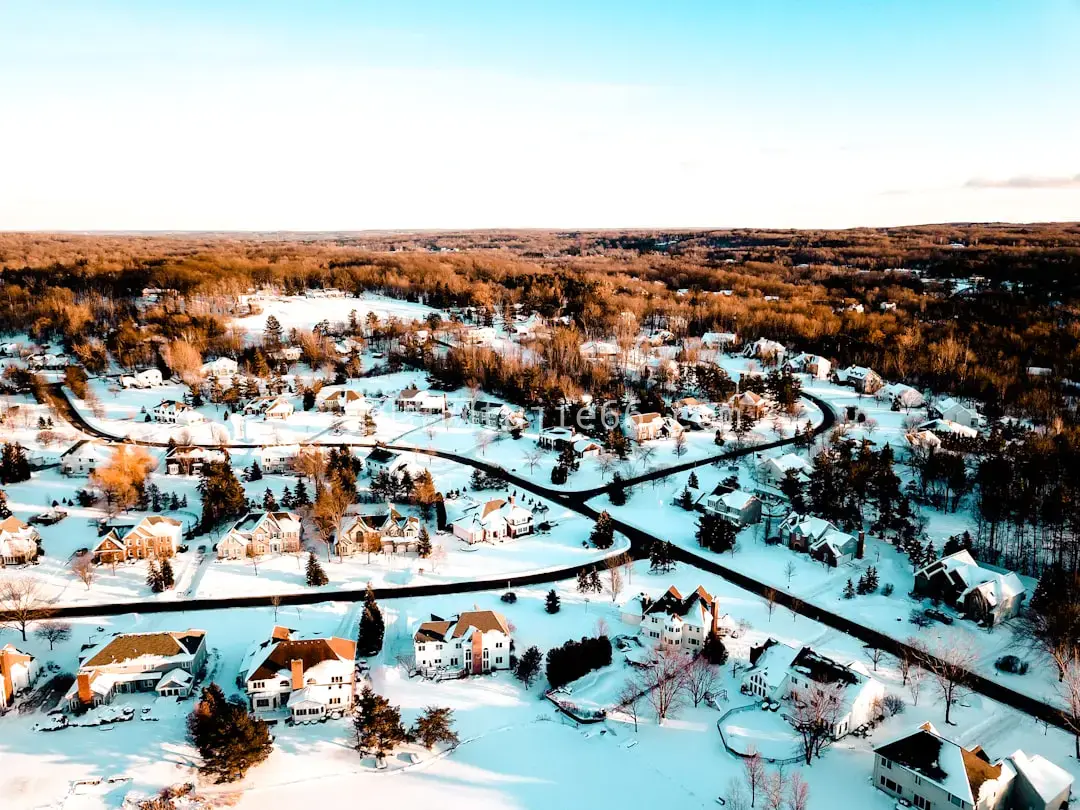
[995,655,1029,675]
[882,583,894,597]
[882,694,905,716]
[545,636,612,689]
[501,592,517,604]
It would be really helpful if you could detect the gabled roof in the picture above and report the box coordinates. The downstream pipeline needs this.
[83,630,205,668]
[366,447,400,464]
[414,610,511,643]
[643,585,716,628]
[247,635,355,681]
[875,722,998,805]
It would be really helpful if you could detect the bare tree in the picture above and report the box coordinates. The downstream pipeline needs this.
[784,560,796,587]
[787,771,810,810]
[617,681,642,733]
[673,432,687,457]
[638,643,689,724]
[864,645,885,672]
[908,664,925,706]
[924,640,977,725]
[726,779,750,810]
[0,578,53,640]
[1059,653,1080,758]
[270,594,282,622]
[764,768,787,810]
[684,655,720,707]
[636,444,656,471]
[743,748,766,808]
[898,647,914,685]
[597,452,618,481]
[524,448,544,473]
[790,682,844,765]
[71,552,95,590]
[313,480,353,561]
[34,620,72,650]
[764,588,777,622]
[476,431,493,457]
[428,543,447,573]
[605,554,624,602]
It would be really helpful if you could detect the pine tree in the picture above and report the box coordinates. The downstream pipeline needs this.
[169,492,181,511]
[702,632,729,665]
[865,565,879,592]
[147,561,163,593]
[263,315,284,349]
[856,571,870,595]
[608,472,628,506]
[293,478,311,507]
[550,464,568,485]
[843,578,856,599]
[416,526,432,558]
[306,552,328,587]
[353,686,407,757]
[688,471,699,489]
[587,568,603,594]
[0,489,10,519]
[649,540,676,573]
[262,488,279,511]
[589,511,615,549]
[280,485,295,509]
[545,588,561,614]
[410,706,459,750]
[247,461,263,482]
[357,583,385,656]
[514,646,543,687]
[198,462,248,530]
[188,683,273,783]
[435,494,448,531]
[576,568,591,593]
[695,513,736,554]
[159,559,175,590]
[678,487,695,510]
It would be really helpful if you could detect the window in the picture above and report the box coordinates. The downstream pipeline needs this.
[913,796,931,810]
[950,798,963,808]
[496,657,502,664]
[496,642,503,648]
[881,757,892,769]
[256,699,270,708]
[331,676,343,684]
[330,697,342,705]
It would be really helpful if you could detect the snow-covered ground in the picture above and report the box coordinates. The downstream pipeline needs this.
[231,293,439,341]
[2,562,1076,810]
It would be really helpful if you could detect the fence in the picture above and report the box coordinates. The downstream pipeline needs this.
[715,703,805,767]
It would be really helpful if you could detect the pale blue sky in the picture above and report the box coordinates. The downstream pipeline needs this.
[1,1,1078,229]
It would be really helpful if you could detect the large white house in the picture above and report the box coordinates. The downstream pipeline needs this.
[200,357,239,378]
[242,627,356,720]
[874,722,1073,810]
[452,497,534,544]
[779,512,860,567]
[395,387,448,413]
[0,644,38,712]
[414,610,513,677]
[152,400,207,425]
[934,397,986,429]
[317,387,370,417]
[217,511,303,559]
[0,517,41,566]
[914,550,1026,627]
[64,630,207,709]
[120,368,164,389]
[743,639,885,739]
[243,395,294,420]
[634,585,732,653]
[757,453,812,485]
[60,440,112,477]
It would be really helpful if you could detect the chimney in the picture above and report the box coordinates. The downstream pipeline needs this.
[271,625,290,641]
[856,531,866,560]
[711,599,720,637]
[77,672,93,704]
[290,658,304,690]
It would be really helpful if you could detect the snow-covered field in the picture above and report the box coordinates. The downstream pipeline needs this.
[231,293,439,340]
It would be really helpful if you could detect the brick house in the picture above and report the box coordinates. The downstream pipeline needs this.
[0,644,38,712]
[217,511,303,559]
[92,515,183,564]
[336,504,421,557]
[242,627,356,720]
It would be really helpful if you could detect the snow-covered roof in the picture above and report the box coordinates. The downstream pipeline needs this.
[875,722,1001,806]
[1006,750,1073,803]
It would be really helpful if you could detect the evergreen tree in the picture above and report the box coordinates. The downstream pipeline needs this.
[435,494,448,531]
[0,489,11,519]
[702,631,729,665]
[608,472,628,506]
[589,511,615,549]
[357,583,385,656]
[843,578,856,599]
[169,492,181,511]
[410,706,459,750]
[649,540,676,573]
[469,468,486,490]
[246,461,263,482]
[514,645,543,687]
[779,469,807,513]
[188,683,273,783]
[159,559,175,590]
[263,315,284,348]
[293,478,311,507]
[280,485,295,509]
[677,487,695,510]
[695,513,737,554]
[550,464,568,485]
[856,571,871,595]
[262,488,279,511]
[147,561,163,593]
[353,686,407,757]
[587,568,603,593]
[306,552,329,587]
[865,565,879,591]
[545,588,561,614]
[198,462,248,530]
[416,526,432,558]
[576,568,591,593]
[688,471,699,489]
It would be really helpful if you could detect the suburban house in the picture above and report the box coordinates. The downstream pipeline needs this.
[255,444,299,474]
[934,397,986,430]
[120,368,164,389]
[728,391,768,421]
[919,418,980,439]
[743,639,885,739]
[779,512,861,567]
[365,446,407,478]
[572,438,603,458]
[698,486,762,526]
[395,387,448,413]
[92,516,183,564]
[316,388,369,416]
[701,332,738,349]
[675,397,716,429]
[538,426,583,451]
[757,452,813,485]
[414,610,513,677]
[634,585,731,653]
[164,446,228,476]
[60,440,112,476]
[874,722,1073,810]
[217,511,303,560]
[200,357,239,378]
[152,400,207,425]
[243,395,295,420]
[882,382,926,409]
[242,627,356,720]
[64,630,208,709]
[336,504,421,556]
[834,366,885,394]
[913,550,1026,627]
[452,497,534,544]
[464,400,528,431]
[0,644,37,712]
[625,412,683,442]
[27,352,67,370]
[0,517,41,566]
[786,353,832,380]
[743,338,787,364]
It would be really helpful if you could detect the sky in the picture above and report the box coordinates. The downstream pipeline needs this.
[1,0,1078,230]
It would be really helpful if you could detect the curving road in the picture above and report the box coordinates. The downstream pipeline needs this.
[27,385,1077,731]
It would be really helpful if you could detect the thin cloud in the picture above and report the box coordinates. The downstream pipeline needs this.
[965,173,1080,190]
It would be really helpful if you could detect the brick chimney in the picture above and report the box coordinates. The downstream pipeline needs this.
[856,531,866,560]
[77,672,93,704]
[290,659,304,690]
[711,599,720,636]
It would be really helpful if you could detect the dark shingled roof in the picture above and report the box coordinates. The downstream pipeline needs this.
[84,631,205,668]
